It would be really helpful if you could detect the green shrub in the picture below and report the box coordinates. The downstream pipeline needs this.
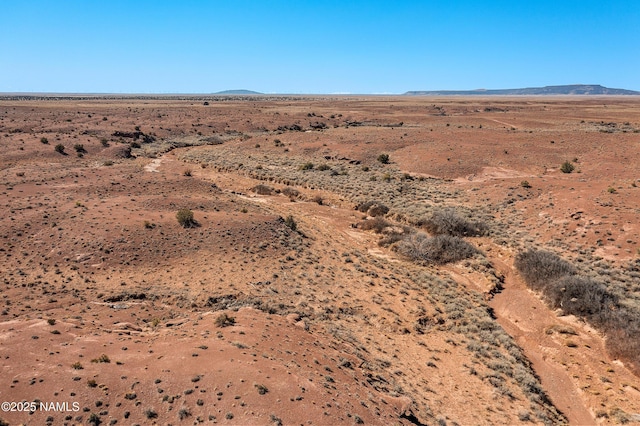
[55,144,65,154]
[40,137,49,144]
[560,161,575,173]
[377,153,390,164]
[176,208,196,228]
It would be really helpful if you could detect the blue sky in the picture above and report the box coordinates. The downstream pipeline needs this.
[1,0,638,93]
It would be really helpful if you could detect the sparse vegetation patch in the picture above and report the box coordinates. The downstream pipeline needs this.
[214,313,236,327]
[395,233,480,265]
[176,208,196,228]
[514,249,576,291]
[377,153,390,164]
[421,208,487,237]
[515,248,640,374]
[560,160,575,173]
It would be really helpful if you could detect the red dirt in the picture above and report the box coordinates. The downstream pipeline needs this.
[1,96,639,425]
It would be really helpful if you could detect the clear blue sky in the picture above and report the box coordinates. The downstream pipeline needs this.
[1,0,638,93]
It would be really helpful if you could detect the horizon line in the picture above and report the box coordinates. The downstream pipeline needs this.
[2,84,639,97]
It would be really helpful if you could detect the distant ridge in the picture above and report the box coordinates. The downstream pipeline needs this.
[214,89,263,95]
[405,84,640,96]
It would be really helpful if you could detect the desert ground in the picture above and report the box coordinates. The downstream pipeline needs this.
[1,95,639,425]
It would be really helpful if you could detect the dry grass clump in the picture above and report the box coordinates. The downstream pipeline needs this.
[358,217,391,233]
[254,383,269,395]
[377,153,390,164]
[252,184,274,195]
[378,231,408,248]
[367,203,389,217]
[176,208,197,228]
[281,186,300,199]
[284,215,297,232]
[355,200,389,217]
[421,208,487,237]
[214,313,236,327]
[395,233,479,265]
[299,162,314,170]
[91,354,111,363]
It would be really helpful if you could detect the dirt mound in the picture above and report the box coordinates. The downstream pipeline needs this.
[99,144,132,159]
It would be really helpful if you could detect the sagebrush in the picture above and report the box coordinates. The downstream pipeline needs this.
[395,233,479,265]
[421,208,487,237]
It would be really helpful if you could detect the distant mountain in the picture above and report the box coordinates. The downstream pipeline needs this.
[405,85,640,96]
[214,89,263,95]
